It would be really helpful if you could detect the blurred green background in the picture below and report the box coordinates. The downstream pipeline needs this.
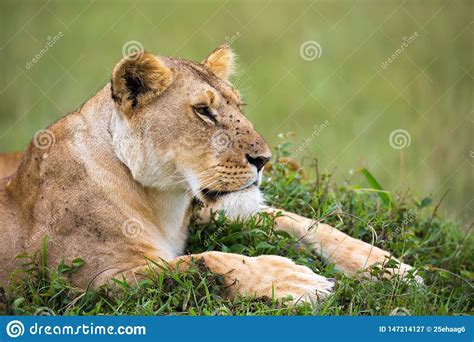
[0,0,472,223]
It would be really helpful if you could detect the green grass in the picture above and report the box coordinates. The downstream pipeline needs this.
[1,144,472,316]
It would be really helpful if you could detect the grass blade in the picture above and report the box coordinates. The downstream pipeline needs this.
[358,168,391,207]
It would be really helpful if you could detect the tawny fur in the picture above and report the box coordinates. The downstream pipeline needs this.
[0,152,22,179]
[202,44,236,81]
[0,46,420,304]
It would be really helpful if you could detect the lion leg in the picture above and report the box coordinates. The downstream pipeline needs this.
[194,206,421,283]
[110,251,335,303]
[262,208,422,283]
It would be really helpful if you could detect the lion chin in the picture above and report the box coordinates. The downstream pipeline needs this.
[208,185,264,221]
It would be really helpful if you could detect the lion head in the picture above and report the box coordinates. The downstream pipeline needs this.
[110,45,271,219]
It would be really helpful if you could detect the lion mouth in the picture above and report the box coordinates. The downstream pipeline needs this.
[201,188,231,201]
[201,181,258,201]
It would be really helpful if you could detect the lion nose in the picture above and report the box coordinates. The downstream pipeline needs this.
[246,154,270,172]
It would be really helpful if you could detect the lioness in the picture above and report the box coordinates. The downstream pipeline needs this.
[0,45,420,303]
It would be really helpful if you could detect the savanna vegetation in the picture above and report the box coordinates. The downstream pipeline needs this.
[2,146,472,316]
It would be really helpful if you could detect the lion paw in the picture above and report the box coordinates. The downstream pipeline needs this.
[246,255,335,304]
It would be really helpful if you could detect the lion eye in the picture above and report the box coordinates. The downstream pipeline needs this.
[193,106,216,123]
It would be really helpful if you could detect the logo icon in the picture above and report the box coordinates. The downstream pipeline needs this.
[122,40,144,61]
[211,129,233,152]
[122,218,144,239]
[299,41,322,61]
[389,129,411,150]
[33,129,56,150]
[6,320,25,338]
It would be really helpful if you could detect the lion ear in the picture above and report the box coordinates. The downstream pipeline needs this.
[202,44,236,81]
[111,51,173,117]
